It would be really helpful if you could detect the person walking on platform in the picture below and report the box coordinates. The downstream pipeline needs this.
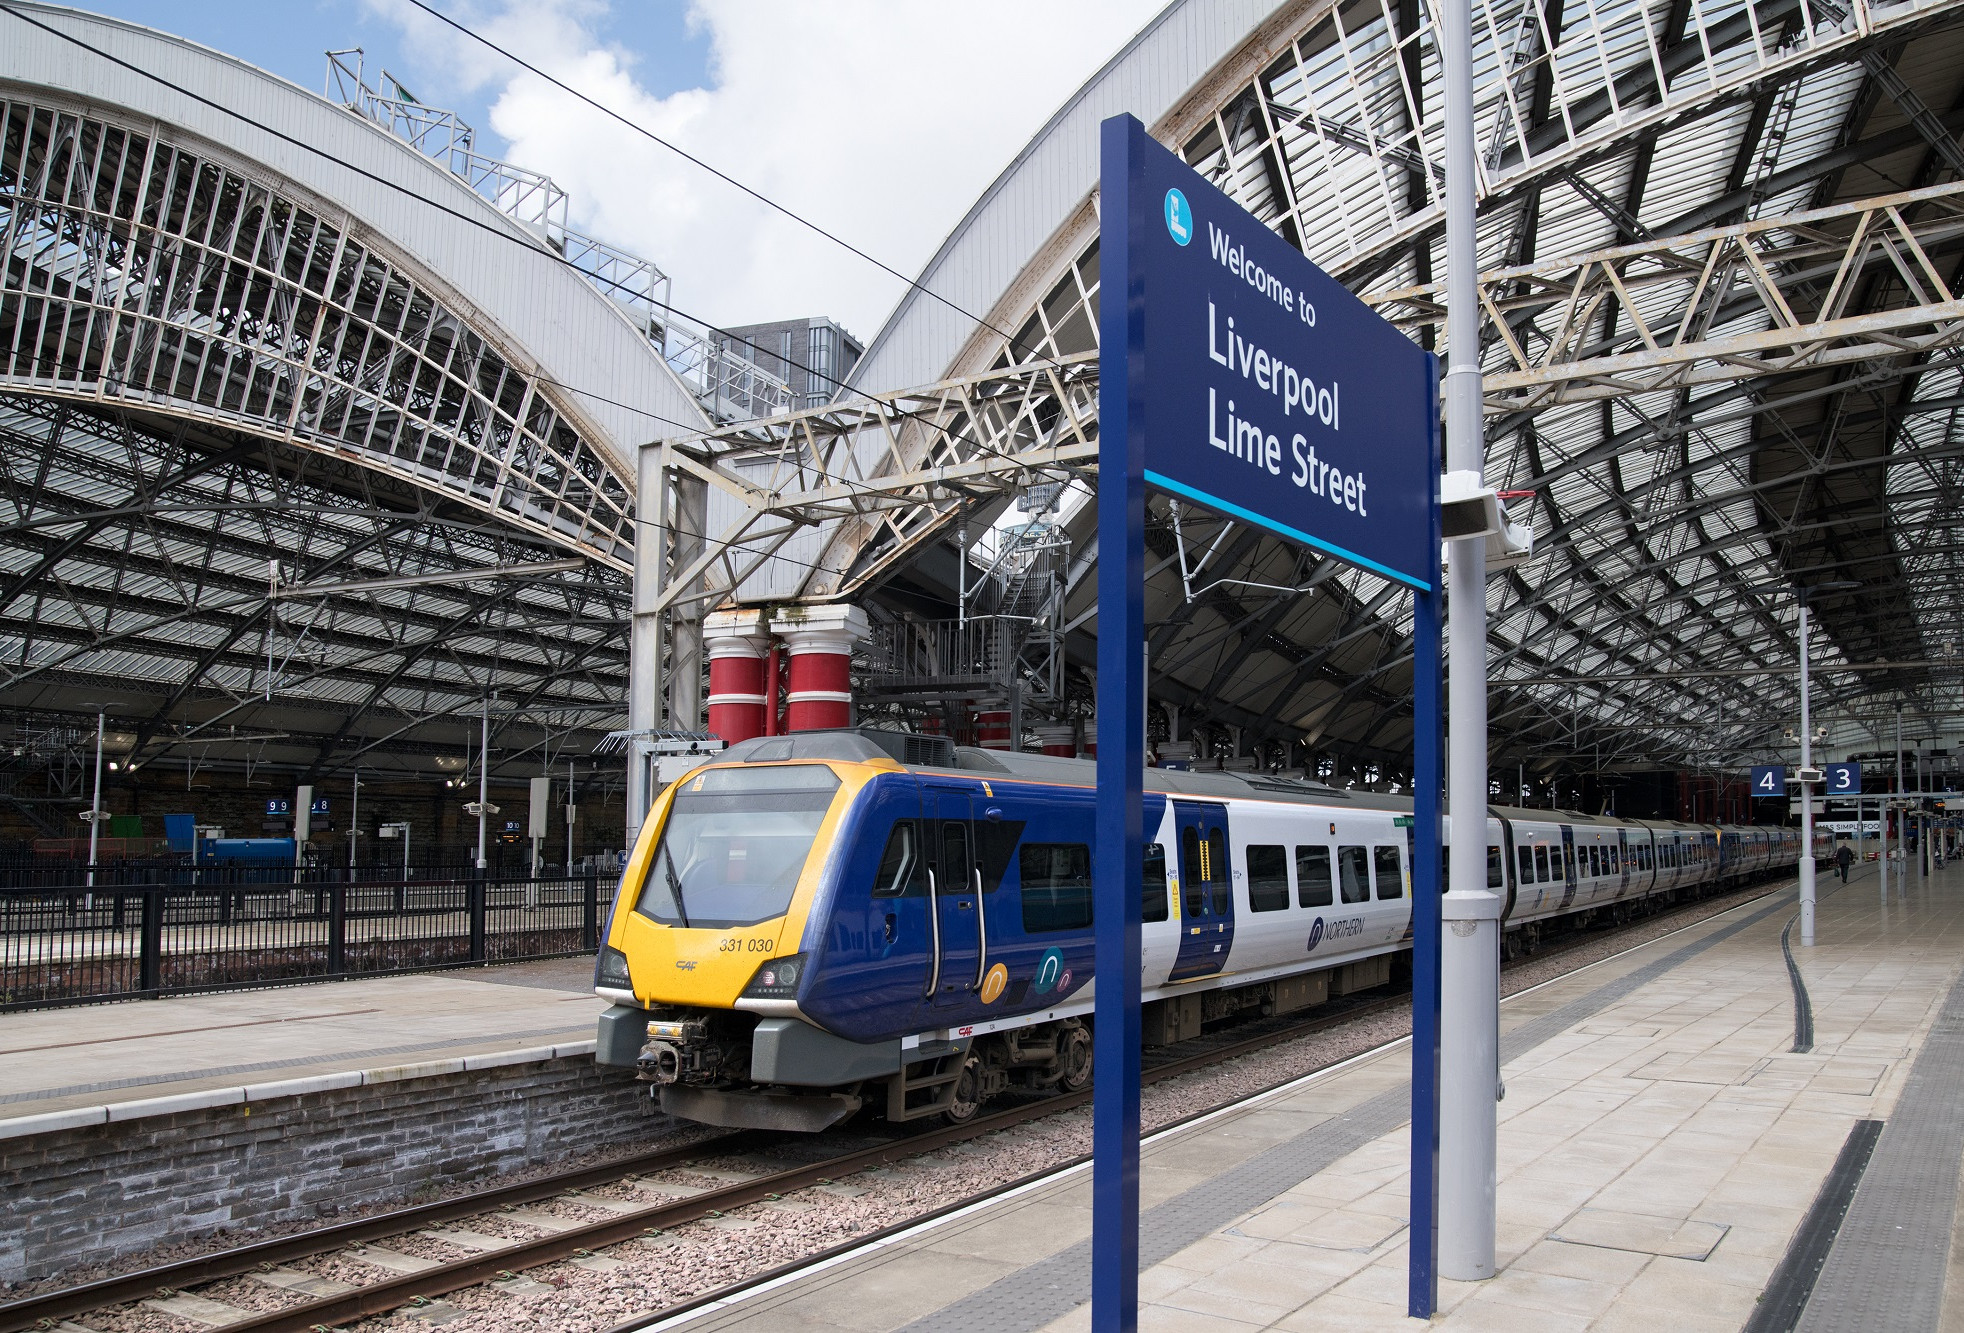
[1835,842,1855,882]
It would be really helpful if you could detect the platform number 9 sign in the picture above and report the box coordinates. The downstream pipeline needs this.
[1826,763,1860,795]
[1750,765,1786,797]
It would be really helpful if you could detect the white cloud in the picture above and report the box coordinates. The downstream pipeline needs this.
[371,0,1164,346]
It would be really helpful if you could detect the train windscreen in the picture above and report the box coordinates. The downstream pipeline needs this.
[635,765,841,929]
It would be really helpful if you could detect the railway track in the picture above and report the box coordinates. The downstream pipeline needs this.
[1,878,1784,1333]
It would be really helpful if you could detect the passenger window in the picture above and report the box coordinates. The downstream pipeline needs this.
[1207,828,1230,915]
[1143,842,1169,922]
[1180,827,1205,917]
[1517,846,1534,886]
[940,821,970,895]
[1488,844,1503,889]
[1019,843,1092,932]
[1247,845,1289,912]
[1373,846,1404,900]
[871,820,920,897]
[1588,847,1601,878]
[1296,846,1334,907]
[1338,846,1370,903]
[1534,846,1550,882]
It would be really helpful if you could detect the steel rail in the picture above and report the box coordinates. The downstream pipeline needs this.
[0,1135,763,1332]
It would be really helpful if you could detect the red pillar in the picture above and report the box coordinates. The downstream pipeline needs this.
[703,609,770,745]
[976,698,1013,750]
[1034,724,1076,758]
[771,605,869,733]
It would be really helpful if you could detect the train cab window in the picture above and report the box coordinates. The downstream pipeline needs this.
[1143,843,1169,922]
[1247,845,1290,912]
[635,764,841,929]
[1488,845,1504,889]
[1338,846,1370,903]
[939,821,971,895]
[1019,843,1092,932]
[1534,846,1551,882]
[1517,846,1535,885]
[871,821,922,897]
[1296,846,1334,907]
[1373,846,1405,900]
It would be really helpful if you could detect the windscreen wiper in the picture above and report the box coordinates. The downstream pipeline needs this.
[661,849,692,928]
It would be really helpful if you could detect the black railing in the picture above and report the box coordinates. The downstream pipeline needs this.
[0,871,606,1010]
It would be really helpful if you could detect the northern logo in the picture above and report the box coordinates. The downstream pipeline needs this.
[1306,918,1325,953]
[1164,188,1192,246]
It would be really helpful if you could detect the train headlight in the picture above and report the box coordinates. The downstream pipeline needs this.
[594,944,632,991]
[743,953,807,998]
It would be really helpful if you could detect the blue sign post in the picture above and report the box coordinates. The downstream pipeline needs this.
[1095,114,1444,1329]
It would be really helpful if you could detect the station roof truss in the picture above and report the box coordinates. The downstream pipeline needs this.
[0,14,689,784]
[685,0,1964,782]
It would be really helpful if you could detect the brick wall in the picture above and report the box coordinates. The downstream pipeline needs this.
[1,1055,669,1284]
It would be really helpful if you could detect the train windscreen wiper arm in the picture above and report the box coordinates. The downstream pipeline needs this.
[661,850,692,929]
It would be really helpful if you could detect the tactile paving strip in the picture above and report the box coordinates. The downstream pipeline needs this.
[864,893,1797,1333]
[1794,955,1964,1332]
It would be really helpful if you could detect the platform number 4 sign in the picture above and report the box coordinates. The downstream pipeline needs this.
[1750,765,1787,797]
[1825,763,1861,795]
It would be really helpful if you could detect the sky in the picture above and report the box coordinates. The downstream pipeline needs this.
[73,0,1167,343]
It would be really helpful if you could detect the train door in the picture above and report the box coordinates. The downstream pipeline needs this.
[1559,825,1578,909]
[1616,828,1631,898]
[1171,801,1234,982]
[922,784,981,1013]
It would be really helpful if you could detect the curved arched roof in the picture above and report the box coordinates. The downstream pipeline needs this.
[0,5,710,795]
[833,0,1964,790]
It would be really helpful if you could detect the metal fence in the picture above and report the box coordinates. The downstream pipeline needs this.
[0,872,606,1011]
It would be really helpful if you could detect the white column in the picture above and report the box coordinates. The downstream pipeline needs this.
[1440,0,1497,1282]
[1798,603,1815,946]
[86,711,104,893]
[628,441,668,835]
[476,697,490,873]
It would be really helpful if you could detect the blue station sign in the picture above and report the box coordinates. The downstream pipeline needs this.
[1750,765,1787,797]
[1825,762,1861,796]
[1127,130,1438,589]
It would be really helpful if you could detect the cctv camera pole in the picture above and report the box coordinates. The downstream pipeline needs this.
[349,768,360,872]
[1799,601,1816,945]
[476,696,490,874]
[1440,0,1499,1285]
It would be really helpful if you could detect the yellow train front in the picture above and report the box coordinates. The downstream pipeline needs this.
[591,730,1101,1132]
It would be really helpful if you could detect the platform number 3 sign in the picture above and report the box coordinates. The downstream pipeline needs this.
[1825,763,1861,795]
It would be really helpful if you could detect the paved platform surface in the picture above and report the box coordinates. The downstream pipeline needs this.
[0,955,604,1123]
[650,861,1964,1332]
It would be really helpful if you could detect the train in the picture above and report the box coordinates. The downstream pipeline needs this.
[592,728,1817,1132]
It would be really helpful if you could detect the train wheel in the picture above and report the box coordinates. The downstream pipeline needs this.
[942,1057,986,1124]
[1056,1022,1093,1093]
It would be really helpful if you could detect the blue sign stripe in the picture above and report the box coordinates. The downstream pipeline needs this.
[1145,469,1434,592]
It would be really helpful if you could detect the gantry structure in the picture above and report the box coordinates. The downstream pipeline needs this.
[648,0,1964,795]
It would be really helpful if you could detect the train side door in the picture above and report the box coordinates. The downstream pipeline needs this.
[1171,800,1234,982]
[923,784,981,1013]
[1617,829,1631,898]
[1558,825,1578,909]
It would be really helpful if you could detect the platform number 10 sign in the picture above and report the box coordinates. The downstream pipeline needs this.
[1750,765,1787,797]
